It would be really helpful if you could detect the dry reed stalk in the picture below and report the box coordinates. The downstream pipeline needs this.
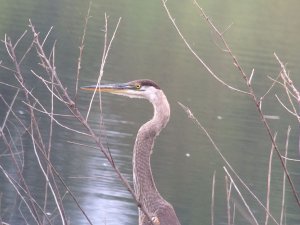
[280,127,290,225]
[265,134,276,225]
[225,175,233,225]
[223,167,259,225]
[178,102,279,224]
[211,171,216,225]
[0,10,155,225]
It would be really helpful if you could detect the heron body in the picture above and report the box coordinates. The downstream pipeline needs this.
[82,80,181,225]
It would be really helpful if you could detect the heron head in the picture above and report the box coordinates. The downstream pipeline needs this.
[81,79,162,100]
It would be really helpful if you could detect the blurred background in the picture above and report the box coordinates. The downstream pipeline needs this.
[0,0,300,224]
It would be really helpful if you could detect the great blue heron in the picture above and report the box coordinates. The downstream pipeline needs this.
[82,79,181,225]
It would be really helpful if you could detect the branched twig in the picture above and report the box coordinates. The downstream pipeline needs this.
[162,0,300,207]
[26,19,155,224]
[274,53,300,104]
[161,0,249,95]
[274,53,300,158]
[85,15,122,121]
[274,55,300,121]
[2,30,46,225]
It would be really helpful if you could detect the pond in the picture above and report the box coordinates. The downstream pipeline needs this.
[0,0,300,224]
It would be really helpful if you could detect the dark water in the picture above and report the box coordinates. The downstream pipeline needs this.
[1,0,300,224]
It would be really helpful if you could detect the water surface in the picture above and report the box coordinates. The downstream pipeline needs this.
[1,1,300,224]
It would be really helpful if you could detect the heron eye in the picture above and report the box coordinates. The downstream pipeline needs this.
[135,83,141,89]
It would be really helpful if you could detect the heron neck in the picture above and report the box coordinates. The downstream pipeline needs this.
[133,90,170,200]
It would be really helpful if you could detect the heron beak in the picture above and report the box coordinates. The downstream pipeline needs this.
[80,83,133,94]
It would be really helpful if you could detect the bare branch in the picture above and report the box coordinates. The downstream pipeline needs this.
[161,0,249,95]
[26,19,155,224]
[165,0,300,207]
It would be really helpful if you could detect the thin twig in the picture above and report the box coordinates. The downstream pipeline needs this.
[30,116,66,225]
[13,30,28,49]
[42,55,56,223]
[0,165,41,225]
[275,95,299,118]
[42,26,53,47]
[261,73,281,100]
[74,1,92,105]
[1,89,19,131]
[161,0,249,95]
[85,15,122,121]
[3,32,43,224]
[23,104,90,137]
